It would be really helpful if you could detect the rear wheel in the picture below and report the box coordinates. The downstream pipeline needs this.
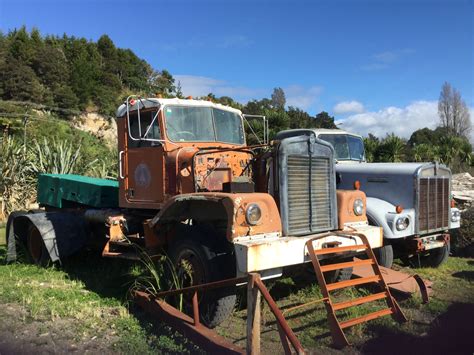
[169,234,236,328]
[318,257,353,283]
[26,224,50,266]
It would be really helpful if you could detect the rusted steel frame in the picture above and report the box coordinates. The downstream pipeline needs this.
[412,274,429,303]
[134,290,244,354]
[282,297,328,316]
[305,238,349,348]
[250,274,305,354]
[154,276,247,298]
[193,144,268,156]
[386,273,430,304]
[349,232,408,323]
[276,323,292,355]
[192,291,200,327]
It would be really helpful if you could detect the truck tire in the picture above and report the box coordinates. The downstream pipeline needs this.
[410,242,450,268]
[169,236,236,328]
[373,244,394,268]
[26,223,51,266]
[324,267,353,284]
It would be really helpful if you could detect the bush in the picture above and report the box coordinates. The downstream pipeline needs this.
[451,207,474,257]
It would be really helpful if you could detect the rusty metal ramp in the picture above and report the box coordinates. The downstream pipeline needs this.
[352,259,432,303]
[305,232,407,349]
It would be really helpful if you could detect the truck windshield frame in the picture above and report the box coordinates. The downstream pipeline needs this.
[164,105,245,145]
[319,134,365,161]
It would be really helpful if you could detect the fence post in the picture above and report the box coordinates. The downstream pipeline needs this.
[247,273,261,355]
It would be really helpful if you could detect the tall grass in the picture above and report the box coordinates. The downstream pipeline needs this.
[0,135,116,219]
[128,245,192,312]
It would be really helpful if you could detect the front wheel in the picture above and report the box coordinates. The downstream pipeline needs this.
[373,244,394,268]
[169,237,236,328]
[409,242,450,268]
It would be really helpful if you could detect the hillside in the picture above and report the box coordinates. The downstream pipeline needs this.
[0,27,175,115]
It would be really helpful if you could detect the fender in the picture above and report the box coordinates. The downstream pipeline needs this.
[366,197,416,239]
[6,211,88,263]
[365,197,397,239]
[149,192,282,241]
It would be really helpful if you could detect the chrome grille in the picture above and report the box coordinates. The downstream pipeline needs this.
[418,177,449,232]
[287,155,332,235]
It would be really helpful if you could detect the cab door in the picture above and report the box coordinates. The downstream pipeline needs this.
[122,110,164,208]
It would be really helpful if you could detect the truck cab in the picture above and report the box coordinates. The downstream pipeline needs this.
[292,128,461,268]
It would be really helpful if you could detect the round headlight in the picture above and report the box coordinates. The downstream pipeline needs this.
[246,203,262,225]
[396,217,410,231]
[353,199,364,216]
[451,210,461,222]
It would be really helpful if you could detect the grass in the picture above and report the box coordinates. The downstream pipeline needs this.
[0,226,5,245]
[0,236,199,353]
[0,226,473,353]
[216,258,474,353]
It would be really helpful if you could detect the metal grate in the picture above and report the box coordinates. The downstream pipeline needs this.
[418,177,449,232]
[287,155,333,235]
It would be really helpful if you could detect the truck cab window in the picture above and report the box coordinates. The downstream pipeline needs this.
[128,110,161,148]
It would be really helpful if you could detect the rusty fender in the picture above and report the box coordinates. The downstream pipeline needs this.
[233,224,383,276]
[148,192,282,241]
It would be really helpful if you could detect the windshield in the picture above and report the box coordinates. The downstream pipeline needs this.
[164,106,244,144]
[319,134,365,161]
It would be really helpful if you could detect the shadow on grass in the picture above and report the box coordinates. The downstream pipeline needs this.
[56,249,201,353]
[361,302,474,354]
[452,270,474,281]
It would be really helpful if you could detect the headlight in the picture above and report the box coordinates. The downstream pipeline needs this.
[353,199,364,216]
[396,217,410,231]
[246,203,262,225]
[451,210,461,223]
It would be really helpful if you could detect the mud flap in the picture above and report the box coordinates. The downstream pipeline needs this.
[6,212,88,264]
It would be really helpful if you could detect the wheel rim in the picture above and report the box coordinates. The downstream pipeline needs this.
[27,226,44,264]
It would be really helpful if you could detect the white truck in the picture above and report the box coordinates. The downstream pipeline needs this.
[277,129,461,268]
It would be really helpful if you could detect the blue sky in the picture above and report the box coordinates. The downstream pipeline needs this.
[0,0,473,139]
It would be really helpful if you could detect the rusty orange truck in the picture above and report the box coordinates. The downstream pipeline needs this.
[6,97,384,327]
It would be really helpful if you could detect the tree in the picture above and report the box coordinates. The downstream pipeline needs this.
[378,133,406,162]
[271,87,286,110]
[312,111,337,129]
[1,60,45,102]
[287,106,311,129]
[438,82,472,138]
[175,80,183,98]
[150,69,175,96]
[407,127,452,147]
[363,135,380,162]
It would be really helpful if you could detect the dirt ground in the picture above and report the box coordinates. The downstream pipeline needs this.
[0,303,119,354]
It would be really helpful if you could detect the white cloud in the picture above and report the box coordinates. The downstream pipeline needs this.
[333,100,365,114]
[362,48,415,71]
[175,75,323,110]
[285,85,323,110]
[338,101,439,138]
[174,75,266,102]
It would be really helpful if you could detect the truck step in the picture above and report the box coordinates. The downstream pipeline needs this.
[314,244,367,255]
[305,234,407,348]
[326,275,381,291]
[339,308,393,329]
[102,251,141,261]
[332,292,388,311]
[320,258,374,272]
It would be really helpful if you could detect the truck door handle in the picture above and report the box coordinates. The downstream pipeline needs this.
[119,150,125,179]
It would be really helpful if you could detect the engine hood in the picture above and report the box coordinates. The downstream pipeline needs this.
[335,162,451,209]
[336,162,427,176]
